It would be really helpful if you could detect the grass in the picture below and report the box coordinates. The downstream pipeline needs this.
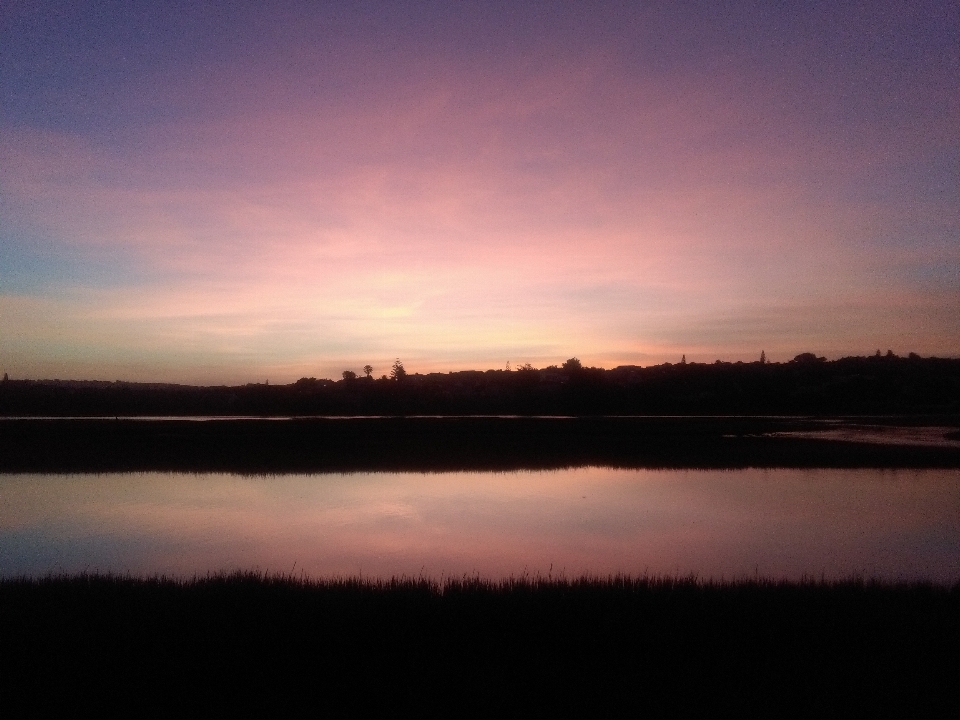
[2,572,958,716]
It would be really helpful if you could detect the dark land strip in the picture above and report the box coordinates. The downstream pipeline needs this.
[2,573,958,717]
[4,353,960,417]
[2,416,960,472]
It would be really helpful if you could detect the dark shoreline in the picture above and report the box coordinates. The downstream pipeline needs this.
[2,573,957,716]
[2,415,959,472]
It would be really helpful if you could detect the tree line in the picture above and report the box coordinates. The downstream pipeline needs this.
[2,352,958,416]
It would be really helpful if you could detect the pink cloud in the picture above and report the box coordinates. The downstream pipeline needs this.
[2,39,956,381]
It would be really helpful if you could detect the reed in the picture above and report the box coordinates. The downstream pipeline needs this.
[2,572,958,716]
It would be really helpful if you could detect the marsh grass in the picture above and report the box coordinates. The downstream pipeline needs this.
[2,572,958,716]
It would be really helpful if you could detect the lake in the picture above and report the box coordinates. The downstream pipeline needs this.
[3,468,958,582]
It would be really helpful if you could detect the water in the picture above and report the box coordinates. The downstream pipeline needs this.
[2,468,958,582]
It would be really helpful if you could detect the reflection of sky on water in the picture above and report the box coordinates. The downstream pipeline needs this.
[770,425,960,449]
[1,469,958,582]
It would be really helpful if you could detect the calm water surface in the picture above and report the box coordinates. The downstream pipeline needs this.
[2,468,958,581]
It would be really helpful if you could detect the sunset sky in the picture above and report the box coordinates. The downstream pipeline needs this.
[2,1,957,384]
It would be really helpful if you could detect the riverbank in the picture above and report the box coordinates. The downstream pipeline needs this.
[2,416,960,472]
[2,573,957,716]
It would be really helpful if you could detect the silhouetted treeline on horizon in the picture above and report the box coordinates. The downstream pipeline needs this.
[2,352,959,416]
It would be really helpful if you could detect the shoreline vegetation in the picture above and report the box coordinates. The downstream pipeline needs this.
[3,353,959,417]
[2,572,958,715]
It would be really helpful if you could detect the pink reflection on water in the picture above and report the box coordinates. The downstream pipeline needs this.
[770,425,960,449]
[1,468,958,582]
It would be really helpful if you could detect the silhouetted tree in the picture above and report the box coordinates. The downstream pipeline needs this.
[681,355,686,365]
[390,359,407,381]
[342,370,357,381]
[562,357,583,373]
[363,365,373,378]
[760,351,766,364]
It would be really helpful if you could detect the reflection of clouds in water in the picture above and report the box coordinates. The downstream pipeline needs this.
[1,469,958,582]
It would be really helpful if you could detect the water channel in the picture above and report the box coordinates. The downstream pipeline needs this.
[3,467,958,582]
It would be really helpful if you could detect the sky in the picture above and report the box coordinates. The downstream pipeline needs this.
[1,1,957,384]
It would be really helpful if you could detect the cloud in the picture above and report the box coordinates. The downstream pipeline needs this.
[2,3,957,381]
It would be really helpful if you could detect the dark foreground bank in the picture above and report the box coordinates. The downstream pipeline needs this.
[2,574,957,717]
[2,416,960,472]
